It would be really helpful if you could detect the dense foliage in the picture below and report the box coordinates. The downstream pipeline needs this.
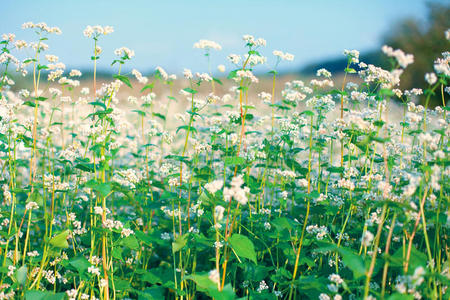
[0,23,449,300]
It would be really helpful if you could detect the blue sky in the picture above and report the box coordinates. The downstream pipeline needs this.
[1,0,436,74]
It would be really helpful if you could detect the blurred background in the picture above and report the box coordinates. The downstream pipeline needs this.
[1,0,449,105]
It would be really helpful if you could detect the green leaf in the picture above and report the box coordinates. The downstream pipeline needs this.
[229,234,257,264]
[296,276,327,298]
[172,234,187,253]
[392,245,426,272]
[272,217,293,231]
[345,67,356,73]
[142,270,163,284]
[25,290,66,300]
[37,64,48,71]
[132,109,146,116]
[113,278,130,291]
[152,112,166,120]
[301,110,314,116]
[69,256,91,274]
[49,230,70,249]
[186,273,214,290]
[27,190,43,207]
[224,156,245,166]
[176,125,197,135]
[16,265,27,285]
[23,101,36,107]
[183,87,197,94]
[327,166,345,174]
[248,50,261,56]
[208,283,235,300]
[387,294,414,300]
[186,274,235,300]
[136,286,165,299]
[89,101,107,110]
[337,248,366,278]
[213,77,223,85]
[86,180,112,197]
[140,83,154,93]
[75,162,95,173]
[112,247,124,261]
[121,235,139,250]
[113,74,132,88]
[227,70,238,79]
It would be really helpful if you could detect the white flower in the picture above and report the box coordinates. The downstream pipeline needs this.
[69,69,82,77]
[2,33,15,42]
[257,280,269,293]
[343,49,360,64]
[227,54,241,65]
[66,289,77,299]
[27,250,39,257]
[193,39,222,50]
[258,92,272,102]
[329,274,343,285]
[132,69,148,84]
[273,50,295,61]
[298,178,308,187]
[338,178,355,191]
[100,278,108,288]
[243,35,266,47]
[310,79,334,88]
[205,180,224,194]
[350,91,367,102]
[425,72,437,85]
[121,228,134,237]
[208,269,220,285]
[361,230,374,247]
[22,22,61,34]
[7,265,16,277]
[94,206,103,215]
[316,68,332,78]
[196,72,212,82]
[434,57,450,77]
[88,266,100,276]
[382,45,414,68]
[412,266,426,286]
[183,68,193,79]
[26,201,39,211]
[234,70,258,83]
[114,47,135,58]
[156,66,168,80]
[319,293,330,300]
[245,53,267,65]
[214,205,225,221]
[45,54,58,63]
[217,64,226,72]
[83,25,113,38]
[161,232,171,240]
[223,175,249,205]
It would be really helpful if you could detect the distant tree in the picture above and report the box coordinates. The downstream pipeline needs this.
[299,2,449,106]
[384,1,449,106]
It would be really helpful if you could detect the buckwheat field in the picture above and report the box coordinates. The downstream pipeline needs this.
[0,22,449,300]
